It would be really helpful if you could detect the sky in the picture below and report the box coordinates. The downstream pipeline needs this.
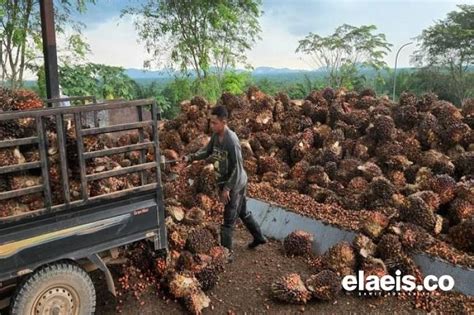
[68,0,468,71]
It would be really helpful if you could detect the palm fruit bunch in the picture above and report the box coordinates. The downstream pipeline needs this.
[184,207,206,226]
[357,161,383,181]
[290,129,314,162]
[193,163,217,197]
[399,194,443,234]
[411,190,441,212]
[361,211,389,239]
[183,289,211,315]
[89,177,126,197]
[449,179,474,223]
[417,112,439,148]
[217,91,245,114]
[165,269,212,314]
[167,272,201,298]
[449,197,474,224]
[376,233,403,260]
[0,119,23,140]
[305,270,341,301]
[393,103,418,131]
[432,101,469,146]
[167,221,188,250]
[370,115,396,142]
[249,137,265,157]
[321,242,356,276]
[430,174,457,205]
[194,193,218,214]
[418,92,438,112]
[392,222,435,251]
[335,158,360,183]
[364,176,396,209]
[283,230,314,256]
[454,152,474,177]
[167,205,185,222]
[185,227,217,254]
[175,251,195,271]
[9,175,43,210]
[257,155,290,175]
[10,89,43,111]
[0,147,24,166]
[206,246,229,272]
[384,253,422,281]
[194,265,219,291]
[289,160,310,189]
[352,233,377,258]
[0,87,16,111]
[448,218,474,253]
[2,199,31,217]
[271,273,311,304]
[361,256,388,280]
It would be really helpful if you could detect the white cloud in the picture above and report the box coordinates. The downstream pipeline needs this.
[247,12,311,70]
[81,16,149,69]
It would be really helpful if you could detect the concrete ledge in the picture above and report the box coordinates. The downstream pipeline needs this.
[248,197,474,296]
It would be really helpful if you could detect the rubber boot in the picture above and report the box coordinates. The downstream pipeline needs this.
[220,225,234,263]
[242,213,267,249]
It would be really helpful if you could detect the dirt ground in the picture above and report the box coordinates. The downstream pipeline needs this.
[95,226,429,315]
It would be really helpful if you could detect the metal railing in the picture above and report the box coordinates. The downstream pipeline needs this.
[0,98,163,223]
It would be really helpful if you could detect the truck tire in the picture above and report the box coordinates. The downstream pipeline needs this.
[11,262,96,315]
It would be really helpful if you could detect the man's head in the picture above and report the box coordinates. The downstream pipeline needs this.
[210,105,228,134]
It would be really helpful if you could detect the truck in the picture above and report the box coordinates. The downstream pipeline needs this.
[0,97,167,314]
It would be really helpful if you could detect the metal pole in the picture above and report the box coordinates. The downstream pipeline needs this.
[392,42,413,101]
[40,0,60,101]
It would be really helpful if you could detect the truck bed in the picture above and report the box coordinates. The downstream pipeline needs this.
[0,98,167,282]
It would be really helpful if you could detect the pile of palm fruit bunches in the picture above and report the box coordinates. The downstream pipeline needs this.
[1,86,473,314]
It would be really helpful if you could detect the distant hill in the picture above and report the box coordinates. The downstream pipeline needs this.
[125,68,175,79]
[125,66,322,80]
[124,66,416,81]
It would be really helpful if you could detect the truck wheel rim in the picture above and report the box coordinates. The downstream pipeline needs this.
[32,285,79,315]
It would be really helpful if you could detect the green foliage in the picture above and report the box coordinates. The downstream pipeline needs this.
[135,81,178,119]
[221,71,251,95]
[293,74,325,98]
[192,75,221,103]
[413,5,474,104]
[161,77,194,109]
[52,63,137,100]
[123,0,262,79]
[0,0,95,88]
[133,71,251,118]
[296,24,392,88]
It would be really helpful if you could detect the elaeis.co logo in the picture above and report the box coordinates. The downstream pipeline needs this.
[342,270,455,295]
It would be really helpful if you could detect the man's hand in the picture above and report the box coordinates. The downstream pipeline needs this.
[221,189,230,205]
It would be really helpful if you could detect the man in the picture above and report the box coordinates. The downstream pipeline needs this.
[184,105,267,258]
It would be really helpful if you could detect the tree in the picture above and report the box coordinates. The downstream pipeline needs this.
[294,74,324,98]
[412,5,474,104]
[54,63,138,100]
[0,0,94,88]
[296,24,392,88]
[123,0,262,80]
[220,71,251,95]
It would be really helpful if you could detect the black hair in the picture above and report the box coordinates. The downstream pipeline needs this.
[211,105,228,119]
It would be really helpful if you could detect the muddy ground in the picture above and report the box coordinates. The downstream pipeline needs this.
[94,226,446,315]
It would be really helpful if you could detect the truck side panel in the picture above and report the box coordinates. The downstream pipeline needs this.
[0,192,165,281]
